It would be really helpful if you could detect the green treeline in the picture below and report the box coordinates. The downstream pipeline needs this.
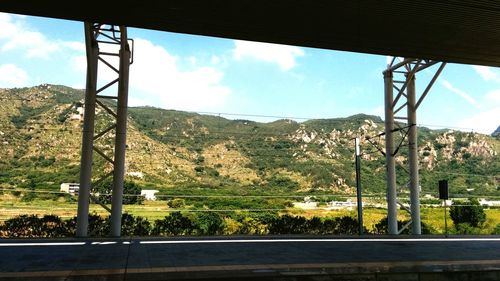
[0,212,365,238]
[2,205,499,238]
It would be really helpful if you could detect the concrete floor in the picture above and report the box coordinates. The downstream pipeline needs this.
[1,236,500,280]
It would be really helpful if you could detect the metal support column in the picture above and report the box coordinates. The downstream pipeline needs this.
[381,58,445,235]
[384,70,398,235]
[76,23,99,237]
[76,23,133,237]
[407,74,421,234]
[110,27,131,237]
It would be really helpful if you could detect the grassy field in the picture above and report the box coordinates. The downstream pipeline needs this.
[1,194,499,234]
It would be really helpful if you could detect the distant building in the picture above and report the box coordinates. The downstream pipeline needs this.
[60,183,79,195]
[141,189,159,201]
[479,199,500,207]
[328,199,355,210]
[127,171,145,179]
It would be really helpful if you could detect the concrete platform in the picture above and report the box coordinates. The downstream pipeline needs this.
[1,236,500,280]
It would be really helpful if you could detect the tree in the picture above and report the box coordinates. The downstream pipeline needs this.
[193,212,225,235]
[94,178,144,205]
[152,212,194,236]
[121,213,151,236]
[449,198,486,228]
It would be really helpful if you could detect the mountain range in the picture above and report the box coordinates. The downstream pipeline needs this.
[0,85,498,198]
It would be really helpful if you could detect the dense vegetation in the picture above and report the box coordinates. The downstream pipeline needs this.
[0,212,365,237]
[2,206,499,237]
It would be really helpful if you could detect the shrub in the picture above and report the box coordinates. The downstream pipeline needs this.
[65,213,151,237]
[193,212,225,235]
[449,198,486,227]
[267,215,365,235]
[167,198,186,209]
[451,223,481,235]
[335,216,362,235]
[121,213,151,236]
[87,214,110,236]
[373,217,434,235]
[62,213,110,237]
[267,215,308,234]
[266,176,299,190]
[194,166,204,174]
[152,212,194,236]
[2,215,44,237]
[2,214,69,238]
[493,224,500,235]
[21,191,37,202]
[223,217,241,235]
[238,217,265,235]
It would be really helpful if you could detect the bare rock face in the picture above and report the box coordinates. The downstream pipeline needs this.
[436,131,457,160]
[420,141,438,170]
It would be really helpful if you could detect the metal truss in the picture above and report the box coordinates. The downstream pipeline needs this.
[76,23,133,237]
[383,58,446,235]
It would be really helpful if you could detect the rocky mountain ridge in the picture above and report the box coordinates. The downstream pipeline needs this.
[0,85,498,196]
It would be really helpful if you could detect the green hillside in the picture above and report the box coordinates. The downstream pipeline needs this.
[0,84,498,203]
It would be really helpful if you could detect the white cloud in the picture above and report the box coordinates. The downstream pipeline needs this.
[71,55,87,73]
[233,40,304,71]
[62,41,85,52]
[440,79,479,108]
[210,55,221,65]
[0,13,62,59]
[130,38,231,111]
[2,31,60,59]
[485,89,500,103]
[72,38,231,111]
[472,65,500,82]
[0,64,29,87]
[457,107,500,135]
[0,13,19,39]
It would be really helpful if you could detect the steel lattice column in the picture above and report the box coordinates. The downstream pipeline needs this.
[383,58,445,235]
[406,74,421,234]
[76,23,132,238]
[76,23,98,237]
[384,70,398,235]
[110,27,131,237]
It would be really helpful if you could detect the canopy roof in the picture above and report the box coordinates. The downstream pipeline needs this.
[1,0,499,66]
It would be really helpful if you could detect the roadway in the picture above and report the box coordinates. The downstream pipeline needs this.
[1,236,500,280]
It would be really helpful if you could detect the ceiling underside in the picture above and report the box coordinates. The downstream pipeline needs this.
[1,0,499,67]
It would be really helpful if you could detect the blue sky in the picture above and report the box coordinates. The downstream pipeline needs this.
[0,13,499,134]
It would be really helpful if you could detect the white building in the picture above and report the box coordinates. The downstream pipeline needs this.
[479,199,500,207]
[127,171,145,179]
[328,199,356,210]
[141,189,159,201]
[60,183,79,195]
